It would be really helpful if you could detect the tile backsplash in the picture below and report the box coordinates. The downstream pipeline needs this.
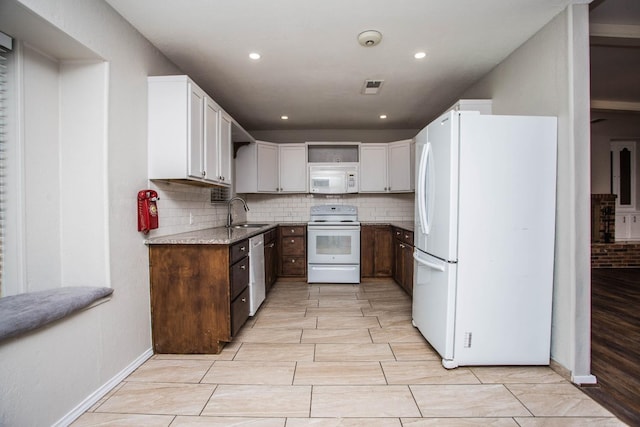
[147,181,415,237]
[244,193,415,223]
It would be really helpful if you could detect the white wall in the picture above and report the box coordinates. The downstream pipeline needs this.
[0,1,215,425]
[461,4,593,382]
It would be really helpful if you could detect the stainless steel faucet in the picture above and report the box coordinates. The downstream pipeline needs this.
[226,196,249,227]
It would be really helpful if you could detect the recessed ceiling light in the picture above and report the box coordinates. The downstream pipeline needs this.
[249,52,261,60]
[414,52,427,59]
[379,114,387,119]
[281,115,289,120]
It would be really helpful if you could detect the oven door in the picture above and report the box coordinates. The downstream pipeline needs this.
[307,225,361,264]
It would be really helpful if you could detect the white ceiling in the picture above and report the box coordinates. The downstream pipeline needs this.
[105,0,638,133]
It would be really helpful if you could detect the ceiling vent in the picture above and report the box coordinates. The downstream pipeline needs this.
[361,79,384,95]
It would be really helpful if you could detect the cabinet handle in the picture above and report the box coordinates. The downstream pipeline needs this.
[291,259,296,263]
[400,244,405,248]
[396,231,401,235]
[291,239,295,243]
[242,298,246,302]
[240,265,246,270]
[202,171,206,177]
[405,234,410,239]
[269,243,275,248]
[291,229,295,233]
[240,246,246,251]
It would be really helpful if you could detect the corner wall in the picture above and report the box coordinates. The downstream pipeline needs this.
[0,1,205,425]
[461,4,593,382]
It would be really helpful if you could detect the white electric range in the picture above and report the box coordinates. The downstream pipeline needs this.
[307,205,361,284]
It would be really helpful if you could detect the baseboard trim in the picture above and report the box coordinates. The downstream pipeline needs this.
[572,374,598,385]
[549,358,598,385]
[52,347,154,427]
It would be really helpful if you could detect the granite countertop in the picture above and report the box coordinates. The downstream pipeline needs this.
[145,223,278,245]
[362,221,415,232]
[146,221,414,245]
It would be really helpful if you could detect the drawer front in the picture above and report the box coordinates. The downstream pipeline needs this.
[393,227,414,246]
[281,256,306,276]
[230,257,249,300]
[230,239,249,265]
[230,287,250,337]
[280,226,305,237]
[281,236,305,255]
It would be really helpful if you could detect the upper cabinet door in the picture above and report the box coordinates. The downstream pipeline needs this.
[203,96,220,182]
[388,139,415,192]
[257,142,279,192]
[219,110,233,184]
[279,144,307,192]
[360,144,388,192]
[188,83,206,180]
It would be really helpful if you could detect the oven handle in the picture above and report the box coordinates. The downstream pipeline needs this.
[308,225,361,231]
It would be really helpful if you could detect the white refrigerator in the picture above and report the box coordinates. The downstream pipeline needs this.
[412,110,557,369]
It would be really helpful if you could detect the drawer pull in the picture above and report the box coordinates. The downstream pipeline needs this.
[405,234,410,239]
[400,244,405,248]
[270,243,275,248]
[240,265,246,270]
[241,298,246,302]
[291,239,295,243]
[396,231,401,235]
[291,259,296,263]
[240,246,246,252]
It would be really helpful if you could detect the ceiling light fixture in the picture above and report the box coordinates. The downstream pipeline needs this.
[379,114,387,119]
[414,52,427,59]
[249,52,261,60]
[357,30,383,47]
[281,115,289,120]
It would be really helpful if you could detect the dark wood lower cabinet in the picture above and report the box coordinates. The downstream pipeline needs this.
[392,226,414,296]
[149,240,250,354]
[279,225,306,277]
[264,228,278,292]
[361,224,393,278]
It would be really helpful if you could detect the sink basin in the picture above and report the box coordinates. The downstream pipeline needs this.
[228,223,269,229]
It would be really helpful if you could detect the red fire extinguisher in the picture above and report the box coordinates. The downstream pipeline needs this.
[137,189,159,234]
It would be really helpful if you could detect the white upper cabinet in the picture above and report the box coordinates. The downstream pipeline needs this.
[388,139,415,192]
[360,139,414,193]
[279,144,307,192]
[235,141,307,193]
[148,75,231,187]
[360,144,388,192]
[257,142,279,192]
[218,110,233,184]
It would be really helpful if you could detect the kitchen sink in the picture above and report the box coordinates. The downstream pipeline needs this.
[228,223,269,229]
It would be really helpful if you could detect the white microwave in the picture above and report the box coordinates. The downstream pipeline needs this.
[309,163,359,194]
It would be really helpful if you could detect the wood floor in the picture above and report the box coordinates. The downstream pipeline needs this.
[584,268,640,426]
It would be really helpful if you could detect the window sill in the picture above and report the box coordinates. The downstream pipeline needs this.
[0,286,113,343]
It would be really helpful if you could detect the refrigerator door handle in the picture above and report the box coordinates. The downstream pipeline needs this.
[417,142,434,235]
[413,251,445,272]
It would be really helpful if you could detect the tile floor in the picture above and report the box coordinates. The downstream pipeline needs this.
[73,279,626,426]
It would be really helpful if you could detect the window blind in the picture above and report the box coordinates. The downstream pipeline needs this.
[0,31,13,294]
